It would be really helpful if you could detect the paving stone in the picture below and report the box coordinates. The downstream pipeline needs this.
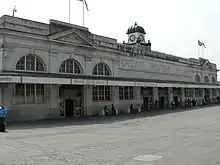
[1,106,220,164]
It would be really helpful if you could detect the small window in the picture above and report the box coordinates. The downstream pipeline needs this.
[119,86,134,100]
[92,86,112,101]
[15,84,45,104]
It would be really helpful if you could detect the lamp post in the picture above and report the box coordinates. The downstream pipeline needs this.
[12,6,17,17]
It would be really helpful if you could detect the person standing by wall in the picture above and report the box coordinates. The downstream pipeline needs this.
[0,105,7,132]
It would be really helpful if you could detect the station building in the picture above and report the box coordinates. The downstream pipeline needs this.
[0,15,219,122]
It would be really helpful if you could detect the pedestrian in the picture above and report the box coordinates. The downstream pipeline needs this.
[0,105,7,132]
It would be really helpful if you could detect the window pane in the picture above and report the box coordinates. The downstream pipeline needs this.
[36,58,44,71]
[26,84,35,103]
[59,62,66,73]
[92,86,98,101]
[124,87,129,100]
[104,66,110,76]
[98,64,104,75]
[16,57,25,70]
[212,89,217,96]
[92,66,98,75]
[74,62,81,74]
[129,87,134,99]
[119,87,124,100]
[15,84,25,104]
[105,86,111,100]
[36,84,44,103]
[26,55,35,71]
[99,86,105,101]
[66,59,73,73]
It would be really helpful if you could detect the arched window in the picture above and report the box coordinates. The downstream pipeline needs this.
[211,77,216,84]
[59,59,82,74]
[16,55,45,72]
[195,75,200,83]
[92,63,111,76]
[92,63,111,101]
[204,76,209,83]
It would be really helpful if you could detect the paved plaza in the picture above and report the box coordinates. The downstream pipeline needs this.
[1,107,220,165]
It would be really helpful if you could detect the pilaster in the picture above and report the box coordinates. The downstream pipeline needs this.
[209,89,213,103]
[153,87,158,108]
[192,88,196,99]
[168,87,173,108]
[112,86,119,105]
[180,88,185,106]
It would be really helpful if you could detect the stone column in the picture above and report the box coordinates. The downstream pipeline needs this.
[192,88,196,99]
[48,85,59,117]
[83,85,92,116]
[209,89,213,103]
[202,89,205,99]
[180,88,185,106]
[112,86,119,113]
[217,89,220,97]
[168,87,173,108]
[135,87,141,101]
[152,87,158,109]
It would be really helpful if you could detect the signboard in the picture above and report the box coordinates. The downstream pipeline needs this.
[72,79,85,85]
[157,83,173,87]
[95,80,108,86]
[0,76,20,83]
[22,77,71,84]
[108,80,135,86]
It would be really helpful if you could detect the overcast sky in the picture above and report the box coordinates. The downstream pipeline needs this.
[1,0,220,70]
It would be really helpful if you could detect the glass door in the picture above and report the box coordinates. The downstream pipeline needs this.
[74,99,82,117]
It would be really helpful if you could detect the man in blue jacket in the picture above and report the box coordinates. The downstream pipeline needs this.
[0,106,7,132]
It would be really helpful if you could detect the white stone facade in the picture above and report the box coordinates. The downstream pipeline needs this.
[0,15,219,122]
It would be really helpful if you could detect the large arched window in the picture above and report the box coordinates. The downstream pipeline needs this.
[92,63,111,101]
[195,75,200,83]
[59,59,82,74]
[211,77,216,84]
[204,76,209,83]
[16,55,45,72]
[92,63,111,76]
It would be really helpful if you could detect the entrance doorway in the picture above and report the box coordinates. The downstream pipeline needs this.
[174,96,178,108]
[159,97,165,109]
[143,97,149,110]
[65,99,74,117]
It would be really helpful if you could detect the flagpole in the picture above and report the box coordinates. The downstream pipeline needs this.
[83,1,85,26]
[197,46,200,58]
[69,0,71,23]
[202,46,204,58]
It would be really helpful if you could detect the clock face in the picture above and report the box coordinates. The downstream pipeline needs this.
[129,35,136,42]
[139,35,145,42]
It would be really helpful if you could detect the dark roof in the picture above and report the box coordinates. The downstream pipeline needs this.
[127,22,146,35]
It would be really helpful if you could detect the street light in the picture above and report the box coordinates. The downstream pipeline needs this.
[12,6,17,17]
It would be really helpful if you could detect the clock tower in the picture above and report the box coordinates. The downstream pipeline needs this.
[127,22,146,45]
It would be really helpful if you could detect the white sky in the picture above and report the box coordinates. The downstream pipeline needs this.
[1,0,220,70]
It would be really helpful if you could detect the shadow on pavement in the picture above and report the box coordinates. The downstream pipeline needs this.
[7,104,219,130]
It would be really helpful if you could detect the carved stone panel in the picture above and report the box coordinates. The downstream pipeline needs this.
[57,33,91,46]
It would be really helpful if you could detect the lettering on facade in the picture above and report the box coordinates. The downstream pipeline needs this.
[73,79,85,84]
[0,77,12,82]
[150,64,171,73]
[120,59,144,70]
[95,80,107,85]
